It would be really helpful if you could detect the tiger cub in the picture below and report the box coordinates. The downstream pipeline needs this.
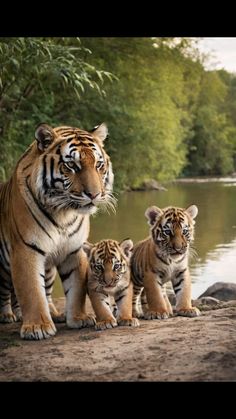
[131,205,200,319]
[83,239,140,330]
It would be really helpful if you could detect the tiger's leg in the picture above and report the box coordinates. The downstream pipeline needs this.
[89,290,117,330]
[162,284,173,316]
[141,287,172,317]
[44,266,65,323]
[144,273,170,320]
[0,268,16,323]
[11,289,22,321]
[110,296,118,318]
[58,250,95,329]
[115,281,139,327]
[132,283,144,318]
[0,287,16,323]
[11,248,56,340]
[172,268,200,317]
[140,288,148,316]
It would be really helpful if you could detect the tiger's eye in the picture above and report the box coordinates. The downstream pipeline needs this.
[95,264,103,271]
[96,161,103,170]
[163,228,171,235]
[113,262,121,270]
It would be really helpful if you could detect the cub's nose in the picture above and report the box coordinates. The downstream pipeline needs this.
[85,192,100,200]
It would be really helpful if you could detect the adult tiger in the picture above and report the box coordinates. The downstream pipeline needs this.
[0,122,114,340]
[131,205,200,319]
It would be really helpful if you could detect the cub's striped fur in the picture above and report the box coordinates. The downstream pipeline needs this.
[131,205,200,319]
[0,122,114,339]
[83,239,139,330]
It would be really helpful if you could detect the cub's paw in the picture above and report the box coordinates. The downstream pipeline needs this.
[67,314,95,329]
[52,312,66,323]
[20,321,56,340]
[132,309,144,319]
[95,319,117,330]
[118,317,140,327]
[176,307,201,317]
[13,310,23,322]
[144,310,169,320]
[0,312,17,323]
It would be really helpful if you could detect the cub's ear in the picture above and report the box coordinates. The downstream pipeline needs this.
[145,206,163,226]
[91,122,108,145]
[185,204,198,220]
[119,238,133,258]
[83,241,93,257]
[35,124,55,151]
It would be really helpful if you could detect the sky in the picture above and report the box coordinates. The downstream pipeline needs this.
[198,37,236,73]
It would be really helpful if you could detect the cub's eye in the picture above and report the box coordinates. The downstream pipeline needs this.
[113,262,121,271]
[94,264,103,272]
[183,227,189,235]
[163,226,171,235]
[96,161,104,170]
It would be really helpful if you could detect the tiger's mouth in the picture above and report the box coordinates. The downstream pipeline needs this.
[83,203,95,208]
[101,282,117,289]
[170,250,186,254]
[169,249,187,257]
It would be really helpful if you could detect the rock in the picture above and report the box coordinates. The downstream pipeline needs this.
[198,282,236,301]
[131,179,167,191]
[193,297,220,308]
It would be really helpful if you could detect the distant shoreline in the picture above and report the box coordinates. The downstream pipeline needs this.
[173,176,236,184]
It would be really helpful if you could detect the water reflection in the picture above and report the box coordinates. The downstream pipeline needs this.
[53,181,236,299]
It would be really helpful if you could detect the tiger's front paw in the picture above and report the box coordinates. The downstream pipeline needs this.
[67,314,96,329]
[176,307,201,317]
[95,319,117,330]
[117,317,140,327]
[144,310,169,320]
[20,321,56,340]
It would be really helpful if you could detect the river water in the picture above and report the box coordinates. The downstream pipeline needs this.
[53,180,236,299]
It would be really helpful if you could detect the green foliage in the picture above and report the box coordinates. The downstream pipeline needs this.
[76,37,202,189]
[0,37,114,180]
[1,37,236,188]
[185,71,236,176]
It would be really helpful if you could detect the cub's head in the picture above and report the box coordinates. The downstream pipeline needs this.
[83,239,133,291]
[24,123,114,214]
[145,205,198,258]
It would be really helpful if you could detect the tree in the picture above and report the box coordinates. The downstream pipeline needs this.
[0,37,113,180]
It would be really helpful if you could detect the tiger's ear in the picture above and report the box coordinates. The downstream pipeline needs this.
[35,124,55,151]
[145,206,163,226]
[185,204,198,220]
[83,241,93,257]
[119,238,133,259]
[91,123,108,145]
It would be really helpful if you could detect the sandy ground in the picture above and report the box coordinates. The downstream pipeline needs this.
[0,298,236,382]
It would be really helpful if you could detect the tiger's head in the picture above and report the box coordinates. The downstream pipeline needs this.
[22,123,114,214]
[83,239,133,292]
[145,205,198,259]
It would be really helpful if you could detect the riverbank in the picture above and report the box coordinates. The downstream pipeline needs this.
[174,176,236,183]
[1,298,236,381]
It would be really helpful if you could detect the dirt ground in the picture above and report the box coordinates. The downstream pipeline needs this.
[1,298,236,382]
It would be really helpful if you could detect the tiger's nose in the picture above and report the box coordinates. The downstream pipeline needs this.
[174,246,182,252]
[85,192,100,200]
